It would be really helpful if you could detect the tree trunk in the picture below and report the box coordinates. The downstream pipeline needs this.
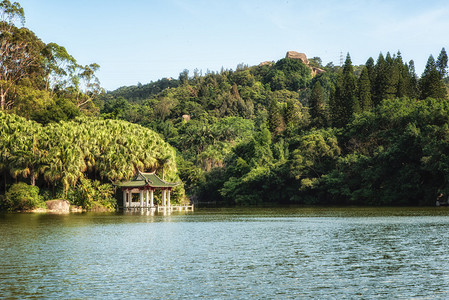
[0,93,5,110]
[30,168,36,186]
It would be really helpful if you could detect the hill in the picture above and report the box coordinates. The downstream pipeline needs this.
[99,49,449,206]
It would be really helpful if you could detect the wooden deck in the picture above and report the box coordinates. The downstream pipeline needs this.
[121,205,194,212]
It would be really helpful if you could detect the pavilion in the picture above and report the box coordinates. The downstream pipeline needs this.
[118,171,180,209]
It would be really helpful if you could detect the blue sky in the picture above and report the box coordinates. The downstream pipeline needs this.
[18,0,449,91]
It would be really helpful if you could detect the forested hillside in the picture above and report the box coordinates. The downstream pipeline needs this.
[99,49,449,206]
[1,0,449,210]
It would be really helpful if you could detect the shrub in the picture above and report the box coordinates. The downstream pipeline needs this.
[2,183,46,211]
[67,178,116,210]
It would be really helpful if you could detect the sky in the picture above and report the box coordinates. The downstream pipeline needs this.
[17,0,449,91]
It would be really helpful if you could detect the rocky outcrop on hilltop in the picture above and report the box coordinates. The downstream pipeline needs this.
[286,51,309,65]
[258,61,274,67]
[285,51,325,76]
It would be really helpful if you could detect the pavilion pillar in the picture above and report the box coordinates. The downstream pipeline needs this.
[123,190,127,208]
[162,189,166,206]
[145,189,149,207]
[167,189,171,207]
[140,190,144,207]
[150,189,154,207]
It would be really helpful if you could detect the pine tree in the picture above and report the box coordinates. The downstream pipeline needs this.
[419,55,447,100]
[358,67,372,111]
[331,53,358,127]
[437,47,448,77]
[373,53,388,106]
[365,57,375,83]
[384,52,400,100]
[394,51,411,98]
[407,60,419,98]
[309,81,326,127]
[365,57,375,95]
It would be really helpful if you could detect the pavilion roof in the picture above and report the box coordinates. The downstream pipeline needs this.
[118,171,180,188]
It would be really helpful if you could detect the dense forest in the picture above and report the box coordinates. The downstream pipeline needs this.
[1,1,449,210]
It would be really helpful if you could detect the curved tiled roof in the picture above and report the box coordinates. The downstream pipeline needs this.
[118,171,180,188]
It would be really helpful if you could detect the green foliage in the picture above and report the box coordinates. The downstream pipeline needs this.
[94,48,449,206]
[267,98,285,134]
[68,177,115,210]
[324,98,449,205]
[358,67,372,111]
[420,55,447,100]
[31,97,80,124]
[0,111,185,206]
[0,2,101,116]
[265,58,312,91]
[3,12,449,209]
[331,54,358,127]
[2,182,45,211]
[309,81,326,127]
[436,48,448,77]
[290,128,340,190]
[220,166,271,205]
[102,78,179,103]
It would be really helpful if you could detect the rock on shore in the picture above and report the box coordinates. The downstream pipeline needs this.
[45,199,71,213]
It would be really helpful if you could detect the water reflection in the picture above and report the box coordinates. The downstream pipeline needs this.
[1,207,449,299]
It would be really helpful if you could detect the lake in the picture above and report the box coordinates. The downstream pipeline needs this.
[1,206,449,299]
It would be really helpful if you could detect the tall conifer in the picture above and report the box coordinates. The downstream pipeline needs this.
[331,53,358,127]
[358,67,372,111]
[408,60,419,98]
[384,52,399,100]
[309,81,326,127]
[419,55,447,100]
[365,57,375,94]
[373,53,387,106]
[437,47,448,77]
[395,51,408,98]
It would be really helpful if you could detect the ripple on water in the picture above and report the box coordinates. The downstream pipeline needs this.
[1,209,449,299]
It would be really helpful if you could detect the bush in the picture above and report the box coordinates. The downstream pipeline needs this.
[2,183,46,211]
[67,178,116,210]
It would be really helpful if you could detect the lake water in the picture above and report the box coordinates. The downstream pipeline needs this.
[1,207,449,299]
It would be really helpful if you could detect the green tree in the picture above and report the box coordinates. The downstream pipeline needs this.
[420,55,447,100]
[331,53,358,127]
[283,99,303,129]
[373,53,388,106]
[407,60,419,98]
[358,67,372,111]
[265,58,312,91]
[0,1,43,110]
[267,98,285,134]
[309,81,326,127]
[436,47,448,77]
[365,57,375,85]
[179,69,189,85]
[384,52,400,99]
[41,42,78,92]
[290,128,340,191]
[2,182,45,211]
